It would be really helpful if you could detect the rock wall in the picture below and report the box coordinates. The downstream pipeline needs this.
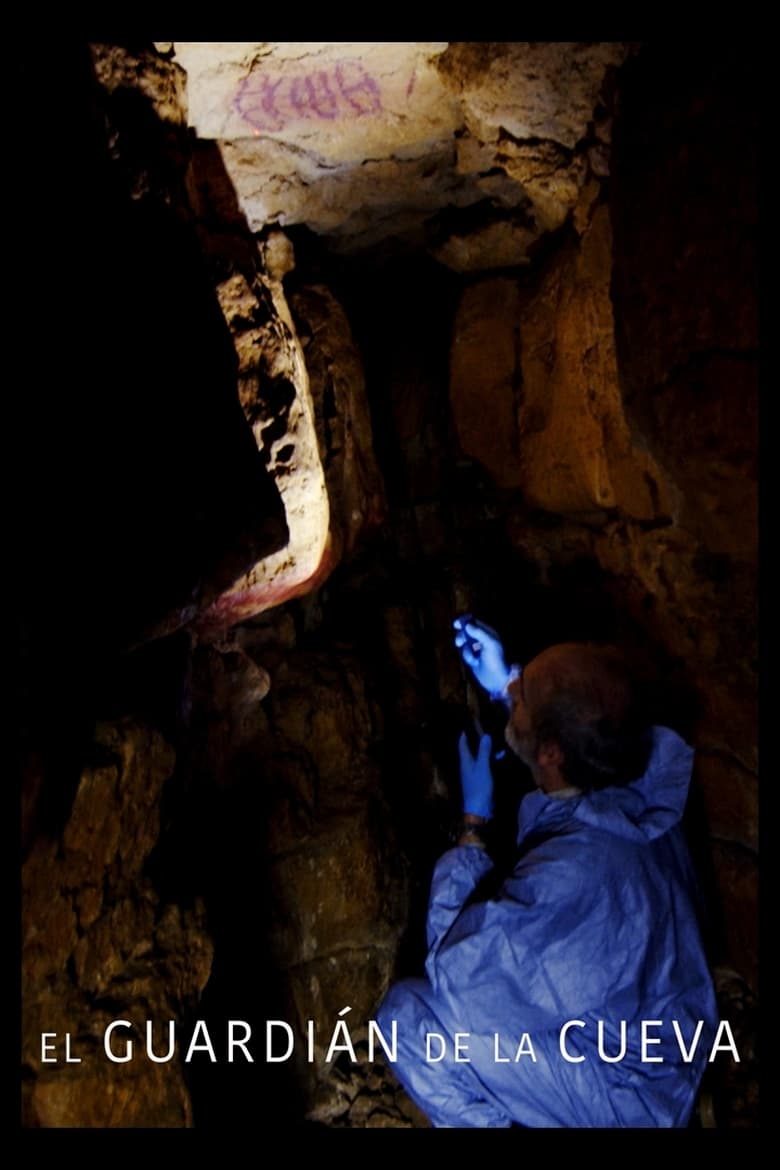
[193,261,387,635]
[17,42,287,1127]
[441,41,757,1122]
[177,621,413,1125]
[609,43,758,1034]
[175,41,631,266]
[22,719,213,1127]
[448,47,757,999]
[18,42,757,1130]
[450,204,667,516]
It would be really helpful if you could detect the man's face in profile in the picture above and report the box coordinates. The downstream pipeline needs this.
[505,670,538,775]
[503,642,639,792]
[503,645,594,783]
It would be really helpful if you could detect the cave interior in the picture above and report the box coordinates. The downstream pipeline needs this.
[17,41,758,1129]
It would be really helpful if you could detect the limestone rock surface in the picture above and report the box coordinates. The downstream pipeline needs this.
[451,205,669,517]
[22,720,213,1128]
[175,41,632,266]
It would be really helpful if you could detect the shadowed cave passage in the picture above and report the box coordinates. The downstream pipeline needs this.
[180,253,706,1128]
[19,41,757,1129]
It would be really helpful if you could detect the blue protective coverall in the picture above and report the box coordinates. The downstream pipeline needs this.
[377,726,719,1127]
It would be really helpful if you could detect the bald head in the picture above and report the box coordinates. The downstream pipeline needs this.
[507,643,650,791]
[519,643,635,725]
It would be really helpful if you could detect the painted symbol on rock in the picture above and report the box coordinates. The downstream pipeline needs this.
[234,60,385,132]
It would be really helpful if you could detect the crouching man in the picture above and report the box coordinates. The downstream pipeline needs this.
[377,617,719,1128]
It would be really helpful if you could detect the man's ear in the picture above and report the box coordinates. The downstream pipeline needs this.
[536,739,564,769]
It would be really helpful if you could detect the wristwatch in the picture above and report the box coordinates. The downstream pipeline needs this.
[454,817,492,849]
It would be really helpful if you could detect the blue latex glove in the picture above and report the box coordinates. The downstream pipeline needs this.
[453,614,512,699]
[458,730,494,818]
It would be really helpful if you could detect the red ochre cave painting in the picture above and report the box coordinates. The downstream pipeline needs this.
[234,60,394,132]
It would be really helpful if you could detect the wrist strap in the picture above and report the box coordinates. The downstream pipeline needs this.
[451,817,492,847]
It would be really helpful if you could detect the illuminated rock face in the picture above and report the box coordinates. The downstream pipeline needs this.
[174,41,630,265]
[193,263,332,636]
[192,245,386,637]
[450,205,669,519]
[176,42,454,159]
[19,42,757,1131]
[289,283,386,564]
[141,39,636,631]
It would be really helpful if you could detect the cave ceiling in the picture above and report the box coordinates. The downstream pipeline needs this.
[170,41,632,268]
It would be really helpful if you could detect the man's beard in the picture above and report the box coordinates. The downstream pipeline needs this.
[505,724,537,773]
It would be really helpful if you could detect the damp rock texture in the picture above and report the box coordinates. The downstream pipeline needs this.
[81,43,385,638]
[22,720,213,1128]
[449,43,757,1000]
[289,283,387,561]
[450,204,667,514]
[174,41,631,266]
[77,43,289,649]
[608,43,758,1000]
[193,258,387,635]
[183,620,408,1126]
[18,42,757,1132]
[192,257,332,634]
